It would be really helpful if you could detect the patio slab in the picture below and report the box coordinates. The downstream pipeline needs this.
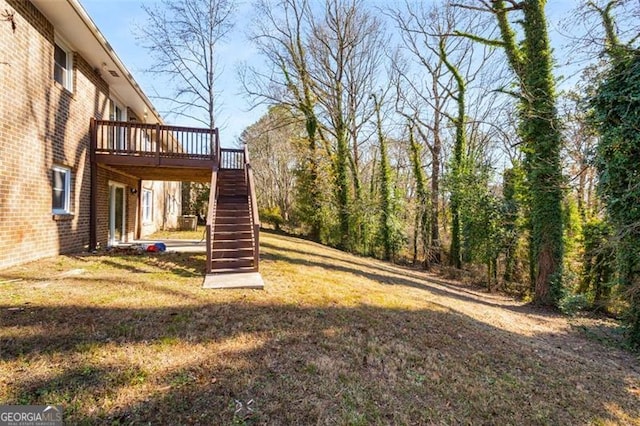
[133,239,206,253]
[202,272,264,289]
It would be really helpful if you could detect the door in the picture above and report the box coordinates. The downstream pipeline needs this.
[109,98,127,151]
[108,183,126,245]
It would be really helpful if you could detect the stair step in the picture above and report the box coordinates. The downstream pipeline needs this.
[216,216,250,224]
[210,266,257,274]
[216,204,249,210]
[214,231,253,240]
[213,239,254,249]
[211,258,254,269]
[217,204,249,209]
[218,196,247,200]
[215,223,252,231]
[216,209,249,215]
[212,248,255,258]
[218,193,248,197]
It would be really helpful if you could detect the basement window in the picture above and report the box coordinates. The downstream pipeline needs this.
[52,165,71,214]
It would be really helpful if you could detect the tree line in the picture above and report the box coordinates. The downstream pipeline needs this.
[137,0,640,347]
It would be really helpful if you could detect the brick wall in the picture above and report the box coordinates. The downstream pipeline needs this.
[0,0,113,269]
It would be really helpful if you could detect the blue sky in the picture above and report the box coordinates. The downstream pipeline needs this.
[78,0,581,145]
[79,0,265,146]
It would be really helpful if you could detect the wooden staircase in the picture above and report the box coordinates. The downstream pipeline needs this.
[206,148,260,274]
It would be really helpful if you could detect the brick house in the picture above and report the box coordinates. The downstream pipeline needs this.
[0,0,189,269]
[0,0,260,274]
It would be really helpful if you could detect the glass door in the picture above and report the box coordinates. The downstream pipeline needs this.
[108,183,126,245]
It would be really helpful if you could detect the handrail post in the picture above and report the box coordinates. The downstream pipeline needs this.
[246,158,260,272]
[215,128,221,169]
[155,123,161,166]
[206,224,212,273]
[205,165,218,274]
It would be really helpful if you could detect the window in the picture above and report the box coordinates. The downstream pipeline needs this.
[52,166,71,214]
[53,38,73,91]
[109,99,126,121]
[109,98,127,150]
[142,189,153,223]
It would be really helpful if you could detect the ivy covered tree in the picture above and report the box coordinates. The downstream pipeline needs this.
[458,0,565,305]
[588,0,640,347]
[591,49,640,345]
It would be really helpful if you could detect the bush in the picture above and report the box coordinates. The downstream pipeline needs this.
[559,293,589,316]
[259,207,284,230]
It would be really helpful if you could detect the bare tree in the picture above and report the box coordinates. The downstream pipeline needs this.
[245,0,388,251]
[390,3,457,266]
[241,106,301,226]
[137,0,235,128]
[242,0,324,240]
[307,0,388,250]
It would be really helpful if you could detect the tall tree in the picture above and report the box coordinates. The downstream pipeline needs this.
[138,0,235,128]
[240,106,302,225]
[372,93,394,260]
[391,7,454,266]
[308,0,386,251]
[243,0,324,240]
[457,0,565,306]
[440,34,467,270]
[588,0,640,345]
[408,123,430,268]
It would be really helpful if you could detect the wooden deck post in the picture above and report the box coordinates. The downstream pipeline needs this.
[89,118,98,251]
[155,123,161,166]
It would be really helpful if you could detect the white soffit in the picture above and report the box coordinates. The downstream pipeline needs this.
[30,0,162,124]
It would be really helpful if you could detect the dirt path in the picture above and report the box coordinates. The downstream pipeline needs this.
[416,269,640,375]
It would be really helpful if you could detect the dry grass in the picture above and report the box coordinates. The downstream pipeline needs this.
[1,231,639,425]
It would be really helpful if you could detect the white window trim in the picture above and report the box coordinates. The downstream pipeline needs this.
[53,34,73,92]
[108,181,127,246]
[142,189,153,223]
[52,165,72,214]
[109,97,128,121]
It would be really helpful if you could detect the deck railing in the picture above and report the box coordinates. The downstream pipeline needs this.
[220,148,245,169]
[244,145,261,272]
[91,119,218,162]
[205,133,221,274]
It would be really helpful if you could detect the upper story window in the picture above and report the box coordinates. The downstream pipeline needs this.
[52,165,71,214]
[53,37,73,91]
[109,98,126,121]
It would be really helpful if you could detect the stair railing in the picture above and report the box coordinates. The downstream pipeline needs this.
[244,144,261,271]
[205,131,221,274]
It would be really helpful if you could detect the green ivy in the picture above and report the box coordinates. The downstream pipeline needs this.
[591,50,640,347]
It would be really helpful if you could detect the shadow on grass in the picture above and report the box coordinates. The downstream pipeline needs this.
[1,301,639,424]
[261,240,557,319]
[1,231,638,423]
[99,253,206,278]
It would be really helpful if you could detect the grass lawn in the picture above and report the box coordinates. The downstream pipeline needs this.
[1,231,639,424]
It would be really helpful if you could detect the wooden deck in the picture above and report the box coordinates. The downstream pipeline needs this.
[89,119,260,275]
[90,119,219,182]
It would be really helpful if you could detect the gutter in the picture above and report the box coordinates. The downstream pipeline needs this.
[67,0,163,124]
